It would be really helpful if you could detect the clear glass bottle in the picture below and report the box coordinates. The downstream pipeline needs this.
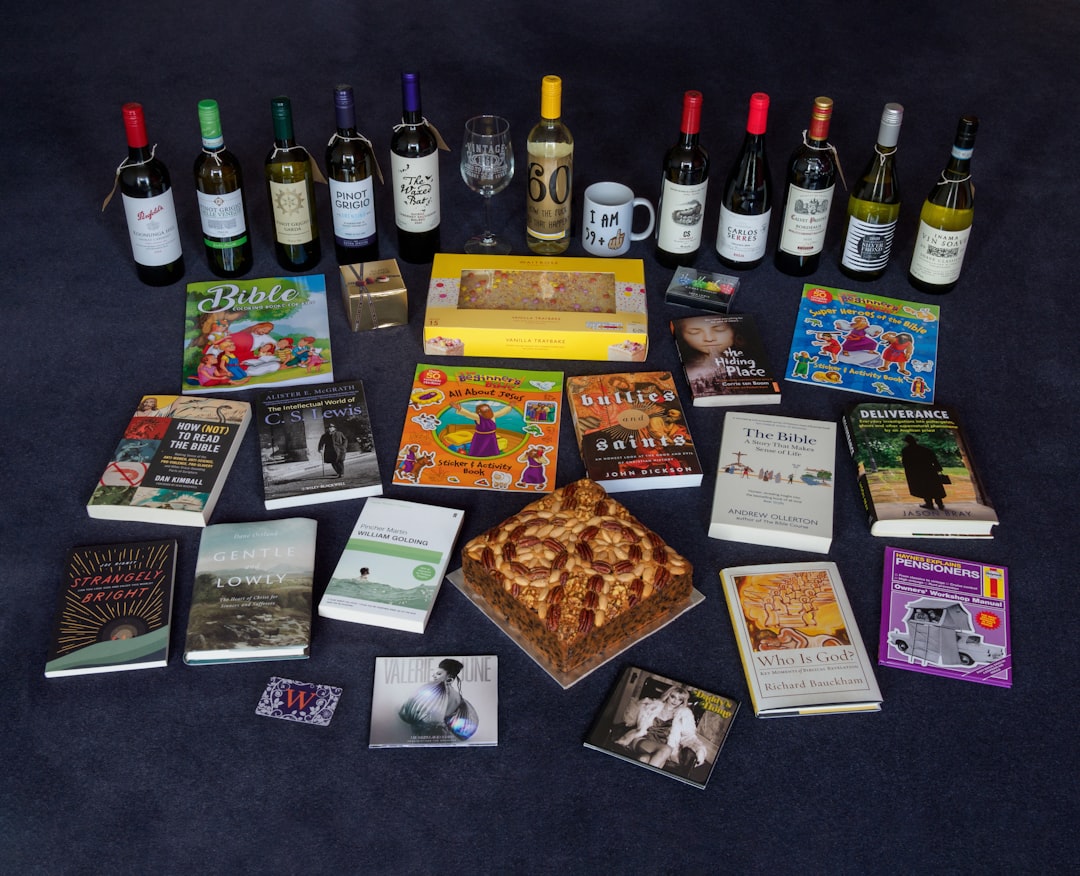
[526,75,573,255]
[327,84,379,264]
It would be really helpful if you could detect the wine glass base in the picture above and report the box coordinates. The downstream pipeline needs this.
[464,234,511,255]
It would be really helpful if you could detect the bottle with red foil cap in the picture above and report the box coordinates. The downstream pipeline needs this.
[775,96,837,276]
[716,92,772,270]
[655,90,709,268]
[119,102,185,286]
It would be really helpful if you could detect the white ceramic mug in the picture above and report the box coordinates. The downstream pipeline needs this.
[582,182,656,257]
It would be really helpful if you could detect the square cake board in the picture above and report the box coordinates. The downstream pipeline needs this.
[448,568,705,689]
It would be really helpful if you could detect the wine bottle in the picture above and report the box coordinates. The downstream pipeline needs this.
[526,75,574,255]
[390,72,441,263]
[118,103,184,286]
[716,92,772,270]
[908,115,978,294]
[775,96,837,276]
[194,99,251,279]
[327,84,379,265]
[655,90,709,269]
[839,102,903,280]
[265,96,321,272]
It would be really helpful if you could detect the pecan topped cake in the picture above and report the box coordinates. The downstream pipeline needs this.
[461,479,693,675]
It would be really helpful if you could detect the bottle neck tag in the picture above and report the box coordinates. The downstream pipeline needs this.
[392,116,451,151]
[937,171,971,185]
[327,132,384,184]
[801,129,848,191]
[268,143,328,184]
[101,143,158,211]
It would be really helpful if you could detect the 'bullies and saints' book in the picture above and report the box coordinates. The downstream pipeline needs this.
[720,562,882,717]
[786,284,940,403]
[880,547,1011,688]
[318,498,464,633]
[584,665,739,789]
[393,363,562,493]
[670,313,781,407]
[86,394,251,527]
[255,380,382,510]
[184,518,317,664]
[840,401,998,538]
[45,540,177,678]
[369,655,498,747]
[182,274,333,394]
[709,412,836,553]
[566,370,703,492]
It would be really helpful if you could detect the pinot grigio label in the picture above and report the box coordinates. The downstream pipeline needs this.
[122,190,182,266]
[329,176,377,246]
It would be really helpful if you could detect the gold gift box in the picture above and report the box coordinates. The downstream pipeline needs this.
[339,259,408,331]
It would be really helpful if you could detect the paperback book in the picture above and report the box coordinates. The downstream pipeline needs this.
[880,547,1011,687]
[840,401,998,538]
[584,665,739,789]
[182,274,333,394]
[393,363,563,493]
[709,412,836,553]
[86,394,251,527]
[565,370,703,492]
[670,313,780,407]
[255,380,382,510]
[720,562,882,717]
[184,518,317,664]
[45,540,177,678]
[369,655,498,747]
[786,284,940,403]
[318,498,464,633]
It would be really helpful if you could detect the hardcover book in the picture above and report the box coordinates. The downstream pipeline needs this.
[565,370,703,492]
[879,547,1011,687]
[393,363,563,493]
[182,274,333,394]
[255,380,382,510]
[584,665,739,789]
[45,540,177,678]
[318,498,464,633]
[86,394,251,527]
[840,401,998,538]
[709,412,835,553]
[369,655,498,747]
[720,562,882,717]
[670,313,780,407]
[184,518,317,664]
[786,284,940,404]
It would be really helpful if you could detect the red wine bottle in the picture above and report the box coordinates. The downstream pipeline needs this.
[119,103,184,286]
[327,84,379,265]
[716,92,772,270]
[194,99,251,279]
[655,90,709,268]
[775,96,836,276]
[390,72,441,263]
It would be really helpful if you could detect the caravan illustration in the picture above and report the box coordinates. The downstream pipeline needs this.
[888,597,1005,667]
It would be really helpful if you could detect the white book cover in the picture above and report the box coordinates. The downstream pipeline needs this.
[709,412,836,553]
[318,498,464,633]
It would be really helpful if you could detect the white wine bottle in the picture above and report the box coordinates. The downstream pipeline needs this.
[716,92,771,270]
[526,75,573,255]
[839,102,903,280]
[265,96,321,271]
[194,99,251,279]
[656,90,709,269]
[327,84,379,265]
[908,115,978,294]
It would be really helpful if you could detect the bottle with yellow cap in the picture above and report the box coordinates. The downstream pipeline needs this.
[526,75,573,254]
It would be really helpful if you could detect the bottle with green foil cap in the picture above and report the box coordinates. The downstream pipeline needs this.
[194,99,252,278]
[265,96,321,271]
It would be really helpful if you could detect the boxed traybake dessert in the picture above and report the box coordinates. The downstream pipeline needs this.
[460,479,693,678]
[423,254,648,361]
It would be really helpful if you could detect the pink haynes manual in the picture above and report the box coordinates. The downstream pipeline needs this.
[879,547,1011,688]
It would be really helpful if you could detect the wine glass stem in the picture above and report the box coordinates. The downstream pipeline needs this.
[483,194,494,242]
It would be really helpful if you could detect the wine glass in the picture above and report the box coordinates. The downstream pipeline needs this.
[460,115,514,254]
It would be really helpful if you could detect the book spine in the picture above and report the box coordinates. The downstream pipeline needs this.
[840,412,879,527]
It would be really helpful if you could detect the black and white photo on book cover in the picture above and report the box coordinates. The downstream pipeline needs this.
[584,665,738,789]
[369,655,498,747]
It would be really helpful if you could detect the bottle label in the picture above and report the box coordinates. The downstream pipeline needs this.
[841,216,897,272]
[329,176,377,246]
[391,152,440,232]
[656,179,707,254]
[909,222,971,285]
[196,188,247,245]
[526,145,573,239]
[778,183,834,257]
[716,205,771,262]
[269,179,315,245]
[122,190,182,266]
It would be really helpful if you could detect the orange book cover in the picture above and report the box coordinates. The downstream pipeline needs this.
[393,363,563,493]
